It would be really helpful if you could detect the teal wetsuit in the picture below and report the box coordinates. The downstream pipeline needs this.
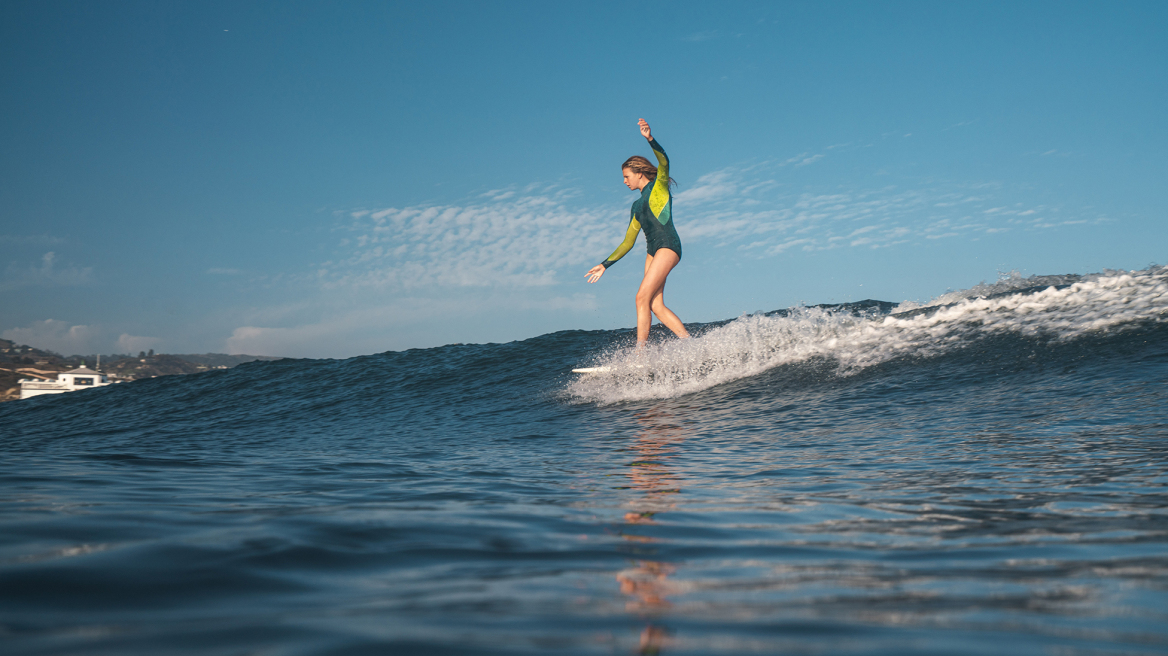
[600,138,682,269]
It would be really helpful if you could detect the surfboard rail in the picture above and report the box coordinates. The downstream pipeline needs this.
[571,364,645,374]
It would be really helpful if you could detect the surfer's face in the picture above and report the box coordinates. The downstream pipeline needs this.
[623,167,648,191]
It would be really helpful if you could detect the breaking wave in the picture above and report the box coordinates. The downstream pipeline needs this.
[566,266,1168,403]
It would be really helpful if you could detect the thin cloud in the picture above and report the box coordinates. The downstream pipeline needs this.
[1,252,93,291]
[116,333,162,354]
[1,319,162,356]
[767,238,814,254]
[669,162,1098,255]
[2,319,96,355]
[325,189,621,290]
[223,291,599,357]
[676,170,739,204]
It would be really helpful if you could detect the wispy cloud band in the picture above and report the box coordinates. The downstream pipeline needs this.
[317,161,1107,297]
[675,163,1106,254]
[324,189,622,290]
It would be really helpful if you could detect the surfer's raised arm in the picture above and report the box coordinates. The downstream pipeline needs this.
[584,118,689,346]
[640,118,670,188]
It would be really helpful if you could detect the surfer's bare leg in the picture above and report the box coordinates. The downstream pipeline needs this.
[636,250,689,344]
[644,254,687,338]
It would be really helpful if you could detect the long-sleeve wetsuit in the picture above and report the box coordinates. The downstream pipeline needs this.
[600,138,682,269]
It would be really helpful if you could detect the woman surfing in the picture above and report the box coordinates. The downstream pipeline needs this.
[586,119,690,347]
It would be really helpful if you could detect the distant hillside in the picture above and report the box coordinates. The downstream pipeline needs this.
[0,339,286,402]
[169,353,284,367]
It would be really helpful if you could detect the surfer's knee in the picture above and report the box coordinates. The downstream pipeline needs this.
[635,288,654,308]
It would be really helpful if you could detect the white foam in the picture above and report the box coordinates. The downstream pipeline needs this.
[566,266,1168,404]
[892,270,1084,313]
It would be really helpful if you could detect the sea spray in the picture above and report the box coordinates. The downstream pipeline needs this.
[567,266,1168,403]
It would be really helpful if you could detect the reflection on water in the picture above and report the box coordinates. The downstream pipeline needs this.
[594,373,1168,655]
[617,409,686,654]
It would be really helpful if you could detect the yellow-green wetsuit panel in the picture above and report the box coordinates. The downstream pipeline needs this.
[601,138,682,269]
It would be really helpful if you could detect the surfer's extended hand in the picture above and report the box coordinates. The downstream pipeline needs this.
[638,118,652,141]
[585,264,605,283]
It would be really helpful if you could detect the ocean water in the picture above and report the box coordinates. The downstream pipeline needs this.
[2,267,1168,655]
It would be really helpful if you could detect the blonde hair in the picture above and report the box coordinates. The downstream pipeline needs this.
[622,156,676,189]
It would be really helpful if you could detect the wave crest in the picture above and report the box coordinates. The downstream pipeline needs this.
[567,266,1168,404]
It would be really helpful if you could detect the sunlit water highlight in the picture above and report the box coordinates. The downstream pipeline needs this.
[2,267,1167,655]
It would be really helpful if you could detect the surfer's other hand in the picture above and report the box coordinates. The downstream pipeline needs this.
[586,265,606,283]
[638,118,652,140]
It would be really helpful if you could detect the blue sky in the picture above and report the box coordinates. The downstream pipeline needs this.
[2,1,1165,358]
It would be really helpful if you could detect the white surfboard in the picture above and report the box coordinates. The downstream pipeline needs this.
[571,364,645,374]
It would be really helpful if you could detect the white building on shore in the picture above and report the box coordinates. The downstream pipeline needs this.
[19,365,113,400]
